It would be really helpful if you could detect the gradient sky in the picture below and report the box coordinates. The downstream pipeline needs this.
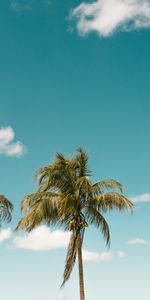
[0,1,150,300]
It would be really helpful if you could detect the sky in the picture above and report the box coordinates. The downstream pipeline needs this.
[0,0,150,299]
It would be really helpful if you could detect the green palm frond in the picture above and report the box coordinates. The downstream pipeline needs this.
[57,195,78,222]
[16,211,34,231]
[73,148,91,177]
[17,192,60,231]
[85,206,110,247]
[36,158,76,195]
[35,166,51,185]
[92,192,133,212]
[93,179,123,194]
[61,229,82,287]
[21,192,59,212]
[0,195,13,223]
[75,176,92,203]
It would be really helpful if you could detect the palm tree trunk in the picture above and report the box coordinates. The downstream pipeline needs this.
[78,233,85,300]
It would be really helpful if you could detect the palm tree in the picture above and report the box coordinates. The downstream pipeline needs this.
[16,148,133,300]
[0,195,13,225]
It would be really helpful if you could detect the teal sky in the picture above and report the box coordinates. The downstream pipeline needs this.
[0,1,150,300]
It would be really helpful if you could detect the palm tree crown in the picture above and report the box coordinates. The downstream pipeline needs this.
[0,195,13,225]
[16,148,133,297]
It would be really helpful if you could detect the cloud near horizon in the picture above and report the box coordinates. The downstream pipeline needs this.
[11,226,126,263]
[0,126,26,157]
[70,0,150,37]
[130,193,150,203]
[82,249,125,262]
[57,292,67,300]
[128,238,149,245]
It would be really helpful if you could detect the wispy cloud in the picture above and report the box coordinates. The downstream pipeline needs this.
[0,126,26,157]
[82,249,125,262]
[128,238,149,245]
[130,193,150,203]
[70,0,150,37]
[10,0,52,14]
[13,226,71,251]
[10,1,32,14]
[0,228,12,243]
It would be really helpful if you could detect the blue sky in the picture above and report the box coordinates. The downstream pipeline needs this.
[0,1,150,300]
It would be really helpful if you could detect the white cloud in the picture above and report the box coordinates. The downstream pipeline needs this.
[56,292,71,300]
[0,126,26,157]
[13,225,71,251]
[12,225,126,264]
[57,292,66,300]
[130,193,150,203]
[128,238,149,245]
[82,249,125,262]
[0,228,12,243]
[117,250,126,257]
[70,0,150,37]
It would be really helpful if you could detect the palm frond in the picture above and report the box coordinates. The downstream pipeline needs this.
[16,192,60,231]
[61,228,85,287]
[57,194,78,223]
[61,229,80,287]
[21,192,59,212]
[92,192,133,212]
[73,147,91,177]
[35,166,50,184]
[75,176,93,204]
[0,195,13,223]
[85,206,110,247]
[93,179,123,194]
[36,158,76,195]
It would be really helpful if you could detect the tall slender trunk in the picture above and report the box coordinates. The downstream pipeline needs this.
[78,233,85,300]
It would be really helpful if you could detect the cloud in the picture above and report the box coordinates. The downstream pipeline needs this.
[12,225,126,265]
[10,1,32,14]
[57,292,66,300]
[128,238,149,245]
[56,292,71,300]
[130,193,150,203]
[0,228,12,243]
[117,250,126,257]
[13,225,71,251]
[82,249,125,262]
[10,0,52,14]
[0,126,26,157]
[70,0,150,37]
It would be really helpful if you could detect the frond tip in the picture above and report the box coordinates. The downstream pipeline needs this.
[93,193,133,212]
[93,179,123,193]
[85,206,110,247]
